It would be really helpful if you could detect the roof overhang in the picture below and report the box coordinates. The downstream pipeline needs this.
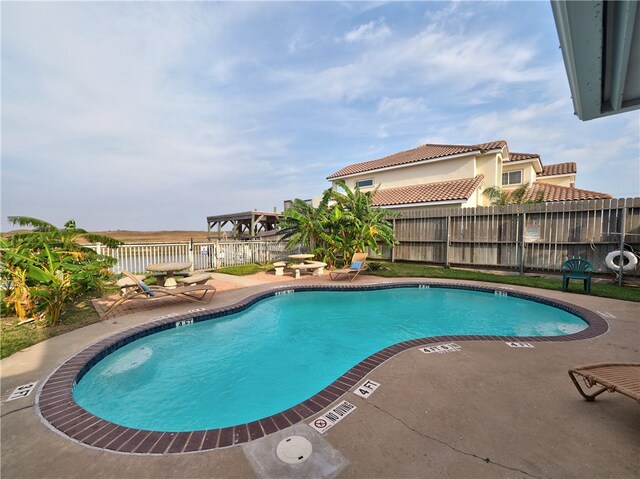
[502,158,543,173]
[551,0,640,121]
[328,148,498,181]
[537,172,576,180]
[206,211,283,223]
[206,211,284,239]
[378,199,466,209]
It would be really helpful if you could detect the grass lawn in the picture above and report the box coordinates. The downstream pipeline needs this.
[216,263,270,275]
[1,297,103,359]
[2,262,638,359]
[367,261,640,302]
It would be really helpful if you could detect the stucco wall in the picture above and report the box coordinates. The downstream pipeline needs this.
[383,201,466,214]
[476,153,500,188]
[537,175,575,187]
[502,163,536,185]
[337,155,477,191]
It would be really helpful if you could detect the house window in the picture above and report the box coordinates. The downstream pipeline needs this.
[355,179,374,188]
[502,170,522,185]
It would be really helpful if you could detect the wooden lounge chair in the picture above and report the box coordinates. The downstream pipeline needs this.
[568,363,640,404]
[104,271,216,316]
[329,253,368,282]
[176,272,212,286]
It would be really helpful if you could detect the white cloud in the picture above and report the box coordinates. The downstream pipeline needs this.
[466,99,573,145]
[376,125,390,139]
[1,2,301,229]
[279,14,556,106]
[288,31,314,54]
[377,97,426,118]
[457,102,640,197]
[425,1,473,29]
[343,19,391,43]
[1,1,638,231]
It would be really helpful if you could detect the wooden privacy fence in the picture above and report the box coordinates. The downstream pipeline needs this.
[89,198,640,278]
[377,198,640,277]
[90,241,298,274]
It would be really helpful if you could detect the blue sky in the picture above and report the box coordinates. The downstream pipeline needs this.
[2,1,639,232]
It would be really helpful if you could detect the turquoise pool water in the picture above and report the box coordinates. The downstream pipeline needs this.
[73,288,587,431]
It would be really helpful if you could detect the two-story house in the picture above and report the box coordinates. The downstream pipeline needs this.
[326,140,612,209]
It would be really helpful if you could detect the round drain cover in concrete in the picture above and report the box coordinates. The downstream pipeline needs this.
[276,436,313,464]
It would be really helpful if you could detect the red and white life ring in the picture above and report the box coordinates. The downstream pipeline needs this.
[605,250,638,272]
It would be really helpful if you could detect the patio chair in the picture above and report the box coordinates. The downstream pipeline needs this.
[568,363,640,404]
[561,258,593,294]
[104,271,215,316]
[329,253,368,282]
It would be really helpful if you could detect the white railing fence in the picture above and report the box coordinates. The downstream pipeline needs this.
[89,241,302,274]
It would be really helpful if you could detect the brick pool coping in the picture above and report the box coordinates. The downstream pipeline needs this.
[37,282,608,455]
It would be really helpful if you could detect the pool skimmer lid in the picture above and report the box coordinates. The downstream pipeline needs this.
[276,436,313,464]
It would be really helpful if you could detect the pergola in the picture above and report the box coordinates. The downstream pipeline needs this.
[206,211,284,240]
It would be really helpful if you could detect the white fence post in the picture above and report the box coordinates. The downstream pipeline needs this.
[90,240,295,274]
[188,246,195,272]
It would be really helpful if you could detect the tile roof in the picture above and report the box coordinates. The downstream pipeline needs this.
[526,182,612,202]
[539,162,576,176]
[506,152,540,163]
[327,141,507,179]
[474,140,509,151]
[372,176,484,207]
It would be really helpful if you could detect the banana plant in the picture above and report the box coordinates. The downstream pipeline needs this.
[279,198,333,261]
[7,216,121,252]
[2,217,120,325]
[4,244,78,325]
[278,182,398,267]
[0,240,35,320]
[327,181,397,262]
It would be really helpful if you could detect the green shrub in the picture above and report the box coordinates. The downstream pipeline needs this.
[279,182,397,268]
[367,261,385,272]
[1,217,121,325]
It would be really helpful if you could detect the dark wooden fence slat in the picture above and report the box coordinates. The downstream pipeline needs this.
[380,200,640,275]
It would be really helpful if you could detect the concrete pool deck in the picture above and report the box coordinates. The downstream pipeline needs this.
[1,273,639,478]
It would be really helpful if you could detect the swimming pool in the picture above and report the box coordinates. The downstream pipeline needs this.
[74,286,587,430]
[38,283,607,453]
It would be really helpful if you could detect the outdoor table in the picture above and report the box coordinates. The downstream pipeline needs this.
[288,254,315,261]
[286,254,326,278]
[146,262,191,288]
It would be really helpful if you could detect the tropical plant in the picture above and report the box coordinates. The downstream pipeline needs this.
[6,216,121,251]
[1,217,120,325]
[278,198,329,255]
[325,181,397,262]
[1,249,35,320]
[279,182,397,267]
[16,244,76,325]
[483,184,545,205]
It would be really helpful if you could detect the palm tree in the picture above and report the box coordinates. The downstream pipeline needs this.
[7,216,121,251]
[278,199,329,255]
[279,182,397,267]
[327,181,397,262]
[2,217,121,324]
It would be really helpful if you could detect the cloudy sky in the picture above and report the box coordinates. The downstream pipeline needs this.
[2,1,639,232]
